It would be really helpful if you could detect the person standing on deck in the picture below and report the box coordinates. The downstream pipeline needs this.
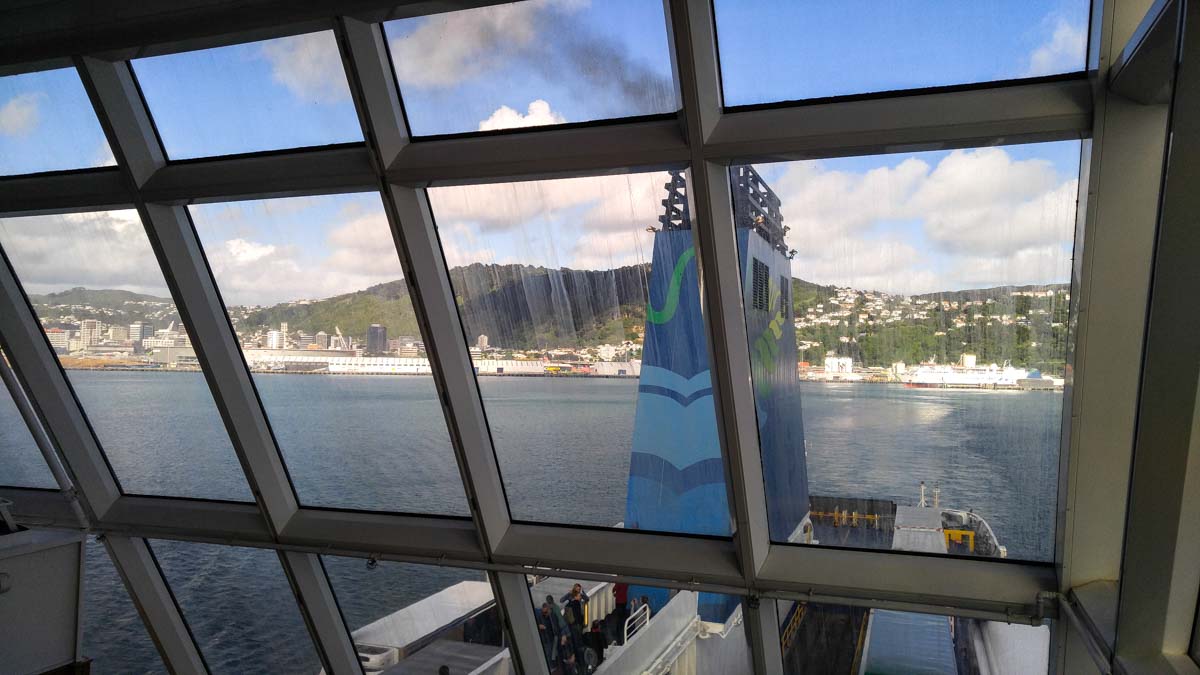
[537,602,564,668]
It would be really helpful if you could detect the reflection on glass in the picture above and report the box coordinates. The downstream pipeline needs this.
[732,141,1080,561]
[0,68,115,175]
[323,557,505,672]
[82,537,166,675]
[188,193,467,514]
[150,540,319,674]
[430,171,734,536]
[714,1,1089,106]
[775,599,1051,673]
[529,574,751,673]
[0,211,250,501]
[385,0,677,135]
[132,31,361,159]
[0,347,55,488]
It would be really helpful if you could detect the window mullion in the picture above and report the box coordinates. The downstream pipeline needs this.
[666,0,781,673]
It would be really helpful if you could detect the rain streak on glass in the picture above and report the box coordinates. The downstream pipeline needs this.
[430,169,735,537]
[731,140,1081,562]
[385,0,678,135]
[0,210,251,501]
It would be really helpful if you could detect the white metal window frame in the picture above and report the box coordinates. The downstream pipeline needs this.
[0,0,1191,673]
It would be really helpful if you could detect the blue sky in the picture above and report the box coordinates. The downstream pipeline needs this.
[0,1,1087,301]
[715,0,1089,105]
[0,68,114,175]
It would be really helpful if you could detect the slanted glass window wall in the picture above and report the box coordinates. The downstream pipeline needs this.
[525,573,753,674]
[323,557,504,672]
[0,68,116,175]
[0,211,250,501]
[0,347,55,488]
[429,169,736,536]
[730,141,1081,561]
[149,540,320,674]
[82,537,167,675]
[714,0,1090,106]
[188,193,468,515]
[774,599,1052,673]
[385,0,678,135]
[132,31,362,159]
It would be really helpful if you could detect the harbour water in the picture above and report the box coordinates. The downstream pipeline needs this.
[2,372,1061,673]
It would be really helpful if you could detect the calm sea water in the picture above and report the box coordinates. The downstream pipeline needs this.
[2,372,1061,673]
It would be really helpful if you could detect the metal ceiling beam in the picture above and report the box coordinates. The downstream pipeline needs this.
[74,54,364,675]
[666,0,780,672]
[706,77,1092,164]
[335,18,550,675]
[1110,0,1180,103]
[387,117,690,186]
[0,0,514,69]
[0,169,130,217]
[0,252,122,521]
[139,145,377,205]
[1115,0,1200,662]
[102,535,210,674]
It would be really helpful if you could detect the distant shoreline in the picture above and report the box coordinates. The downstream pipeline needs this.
[57,364,1062,389]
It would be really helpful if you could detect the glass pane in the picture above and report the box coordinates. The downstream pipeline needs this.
[132,31,362,159]
[0,211,250,501]
[776,599,1051,673]
[0,347,56,488]
[528,574,751,674]
[715,1,1090,107]
[385,0,677,136]
[82,537,166,675]
[188,193,468,515]
[0,68,115,175]
[150,540,319,674]
[431,171,734,536]
[323,556,505,673]
[731,141,1080,561]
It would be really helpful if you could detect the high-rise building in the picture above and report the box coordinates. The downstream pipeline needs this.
[45,328,71,353]
[107,325,129,342]
[266,330,285,350]
[315,331,330,349]
[367,324,387,355]
[78,319,103,347]
[129,321,153,342]
[476,334,489,350]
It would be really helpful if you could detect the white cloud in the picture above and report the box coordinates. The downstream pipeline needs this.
[0,210,170,296]
[770,146,1079,293]
[224,238,276,264]
[428,171,670,235]
[478,99,567,131]
[93,142,116,168]
[910,148,1075,255]
[949,245,1073,288]
[260,32,351,104]
[1025,19,1086,77]
[389,0,584,89]
[0,92,42,137]
[192,201,414,306]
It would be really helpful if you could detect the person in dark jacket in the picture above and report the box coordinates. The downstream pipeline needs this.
[584,619,608,667]
[537,602,564,668]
